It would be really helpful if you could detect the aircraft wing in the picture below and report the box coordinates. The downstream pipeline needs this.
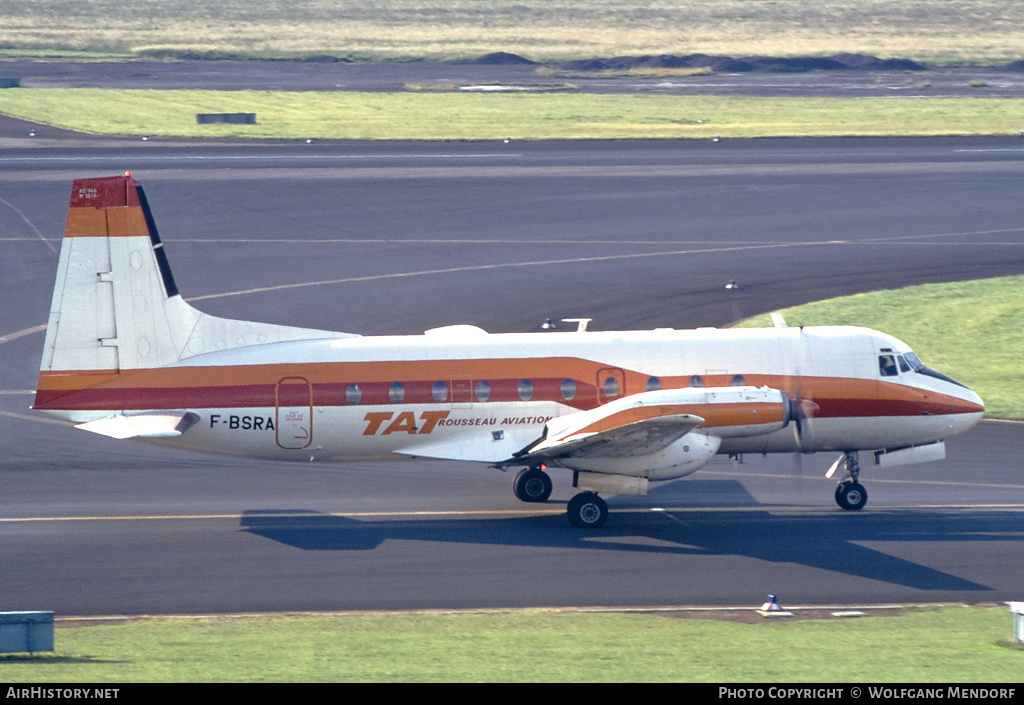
[75,412,200,439]
[505,388,717,465]
[403,386,790,466]
[392,391,709,465]
[508,385,791,465]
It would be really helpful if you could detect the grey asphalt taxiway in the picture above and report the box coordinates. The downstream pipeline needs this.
[7,57,1024,97]
[2,135,1024,614]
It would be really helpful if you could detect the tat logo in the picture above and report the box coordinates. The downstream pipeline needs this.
[362,411,450,435]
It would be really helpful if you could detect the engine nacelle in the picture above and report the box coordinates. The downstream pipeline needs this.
[558,430,721,480]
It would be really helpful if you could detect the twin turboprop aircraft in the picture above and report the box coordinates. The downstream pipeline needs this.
[33,175,985,528]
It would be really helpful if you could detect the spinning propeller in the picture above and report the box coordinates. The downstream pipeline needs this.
[781,322,820,489]
[775,316,819,453]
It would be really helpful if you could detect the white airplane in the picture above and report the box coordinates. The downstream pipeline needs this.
[33,175,985,528]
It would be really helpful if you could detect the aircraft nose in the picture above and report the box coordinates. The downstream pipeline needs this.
[964,385,984,413]
[951,385,985,434]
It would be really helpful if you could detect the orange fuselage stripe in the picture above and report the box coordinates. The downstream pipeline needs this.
[33,358,983,419]
[566,402,786,438]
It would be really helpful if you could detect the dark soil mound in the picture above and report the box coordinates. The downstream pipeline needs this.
[555,54,756,72]
[302,55,355,63]
[474,52,537,65]
[740,56,848,72]
[829,53,925,70]
[551,53,928,73]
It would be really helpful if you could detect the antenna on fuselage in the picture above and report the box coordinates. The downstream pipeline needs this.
[561,318,592,332]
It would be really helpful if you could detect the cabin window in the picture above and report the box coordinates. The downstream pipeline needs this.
[431,381,449,403]
[730,374,746,387]
[603,377,620,399]
[474,380,491,402]
[560,379,577,401]
[517,379,534,401]
[879,354,899,377]
[646,376,661,392]
[689,375,703,388]
[389,382,406,403]
[345,383,362,405]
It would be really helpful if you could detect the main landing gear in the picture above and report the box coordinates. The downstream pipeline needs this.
[513,466,553,503]
[566,492,608,528]
[833,451,868,511]
[512,465,609,528]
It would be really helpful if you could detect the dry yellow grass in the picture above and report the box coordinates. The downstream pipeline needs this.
[2,1,1024,62]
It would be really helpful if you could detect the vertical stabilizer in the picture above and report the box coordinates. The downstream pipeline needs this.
[36,175,353,413]
[39,175,198,373]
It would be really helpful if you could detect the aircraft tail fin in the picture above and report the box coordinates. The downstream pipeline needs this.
[36,175,351,409]
[39,174,199,374]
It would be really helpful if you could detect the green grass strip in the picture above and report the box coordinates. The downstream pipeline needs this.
[3,89,1024,139]
[735,275,1024,419]
[1,607,1021,682]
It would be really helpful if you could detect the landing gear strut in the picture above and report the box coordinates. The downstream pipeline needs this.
[834,451,868,511]
[513,466,552,503]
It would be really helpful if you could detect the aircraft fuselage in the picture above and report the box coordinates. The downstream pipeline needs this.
[36,324,984,471]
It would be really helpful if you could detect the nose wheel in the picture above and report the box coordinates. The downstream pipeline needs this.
[835,481,868,510]
[833,451,868,511]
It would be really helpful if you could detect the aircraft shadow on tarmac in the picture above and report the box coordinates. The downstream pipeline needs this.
[239,479,999,592]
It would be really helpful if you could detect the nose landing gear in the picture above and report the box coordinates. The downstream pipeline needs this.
[833,451,868,511]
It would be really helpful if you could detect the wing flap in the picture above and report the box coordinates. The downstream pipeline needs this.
[395,426,546,464]
[529,413,705,460]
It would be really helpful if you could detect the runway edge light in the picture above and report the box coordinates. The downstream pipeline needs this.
[757,594,793,618]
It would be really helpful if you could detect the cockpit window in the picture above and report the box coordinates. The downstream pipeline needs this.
[903,351,925,371]
[897,355,911,373]
[879,354,899,377]
[903,350,969,388]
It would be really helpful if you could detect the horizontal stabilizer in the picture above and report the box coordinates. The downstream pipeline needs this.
[76,411,200,439]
